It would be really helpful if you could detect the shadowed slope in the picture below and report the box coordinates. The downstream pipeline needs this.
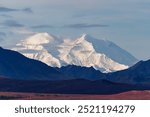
[0,47,63,80]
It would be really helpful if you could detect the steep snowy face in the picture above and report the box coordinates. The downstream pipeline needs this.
[83,34,138,66]
[12,33,130,72]
[58,35,128,72]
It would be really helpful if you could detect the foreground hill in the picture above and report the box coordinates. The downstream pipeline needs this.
[55,65,105,80]
[56,60,150,84]
[0,78,149,95]
[0,47,64,80]
[108,60,150,84]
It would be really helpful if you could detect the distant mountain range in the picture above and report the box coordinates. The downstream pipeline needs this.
[0,47,150,94]
[12,33,138,73]
[0,47,150,85]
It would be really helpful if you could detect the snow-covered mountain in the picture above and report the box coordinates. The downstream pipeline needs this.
[83,34,138,66]
[12,33,137,72]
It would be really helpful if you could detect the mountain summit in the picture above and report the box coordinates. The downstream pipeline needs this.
[81,34,137,66]
[13,33,137,72]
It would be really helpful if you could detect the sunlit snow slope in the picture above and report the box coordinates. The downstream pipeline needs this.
[13,33,137,72]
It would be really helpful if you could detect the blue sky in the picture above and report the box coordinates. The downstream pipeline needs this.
[0,0,150,60]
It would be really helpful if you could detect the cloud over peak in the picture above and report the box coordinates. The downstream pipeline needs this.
[31,25,54,29]
[64,23,109,29]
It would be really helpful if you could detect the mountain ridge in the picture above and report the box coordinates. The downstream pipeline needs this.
[1,46,150,85]
[0,47,67,80]
[108,59,150,84]
[12,33,137,73]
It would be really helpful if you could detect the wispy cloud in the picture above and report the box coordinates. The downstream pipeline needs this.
[0,6,33,13]
[0,6,17,12]
[1,20,24,27]
[64,23,109,29]
[31,25,54,29]
[22,8,33,13]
